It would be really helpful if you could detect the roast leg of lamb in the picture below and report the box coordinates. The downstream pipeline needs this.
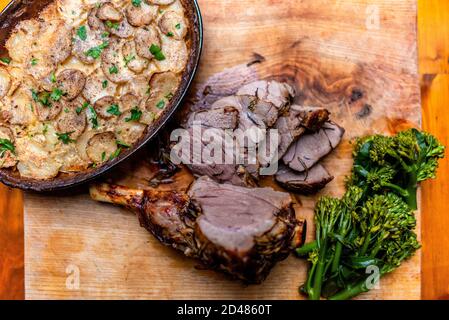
[90,177,306,283]
[275,164,334,194]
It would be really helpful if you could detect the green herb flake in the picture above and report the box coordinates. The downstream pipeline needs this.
[105,20,119,30]
[149,44,166,61]
[31,58,38,66]
[0,57,11,65]
[77,25,87,41]
[132,0,142,7]
[156,100,165,109]
[124,55,135,66]
[116,140,131,148]
[50,88,64,102]
[107,104,121,116]
[102,80,108,89]
[166,32,174,37]
[0,138,15,158]
[109,147,122,160]
[50,72,57,83]
[56,131,75,145]
[165,92,174,101]
[85,41,109,59]
[125,107,142,122]
[109,64,118,74]
[101,151,106,162]
[76,102,90,115]
[88,105,99,129]
[101,31,110,38]
[175,23,181,30]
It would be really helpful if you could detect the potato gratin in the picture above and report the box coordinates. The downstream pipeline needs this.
[0,0,190,180]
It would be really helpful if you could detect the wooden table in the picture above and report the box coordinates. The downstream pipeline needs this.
[1,0,449,300]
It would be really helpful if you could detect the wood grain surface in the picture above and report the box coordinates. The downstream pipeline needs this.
[0,0,449,300]
[23,0,421,300]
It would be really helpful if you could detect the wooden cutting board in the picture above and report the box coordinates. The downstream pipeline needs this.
[24,0,421,299]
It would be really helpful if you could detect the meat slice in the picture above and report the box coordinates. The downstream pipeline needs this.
[275,164,334,194]
[283,122,345,172]
[90,177,306,283]
[186,106,239,130]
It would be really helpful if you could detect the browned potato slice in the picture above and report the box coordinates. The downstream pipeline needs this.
[125,1,158,27]
[116,112,146,145]
[94,95,120,119]
[83,68,118,103]
[120,93,141,112]
[57,69,86,101]
[153,35,188,73]
[5,19,40,64]
[34,99,63,122]
[158,10,188,40]
[147,0,175,5]
[144,72,180,117]
[56,99,87,139]
[0,67,11,99]
[72,25,105,65]
[2,86,36,125]
[27,51,57,83]
[88,8,107,32]
[122,41,149,74]
[101,39,135,84]
[0,126,17,168]
[57,0,87,25]
[107,18,135,38]
[134,26,161,60]
[86,132,118,163]
[46,20,73,65]
[122,74,152,98]
[96,2,123,21]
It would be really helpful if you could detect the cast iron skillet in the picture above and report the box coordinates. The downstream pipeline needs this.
[0,0,203,191]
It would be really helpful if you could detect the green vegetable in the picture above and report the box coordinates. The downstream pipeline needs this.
[349,128,445,210]
[132,0,142,7]
[56,132,75,145]
[50,88,64,102]
[156,100,165,109]
[77,25,87,41]
[109,148,122,160]
[175,23,181,29]
[125,107,142,122]
[102,80,108,89]
[166,32,174,37]
[107,104,121,116]
[124,54,135,66]
[50,72,57,83]
[149,44,166,61]
[76,102,90,115]
[0,57,11,64]
[85,41,109,59]
[297,129,444,300]
[109,64,118,74]
[88,105,99,129]
[31,58,38,66]
[105,20,119,30]
[116,140,130,148]
[0,138,15,158]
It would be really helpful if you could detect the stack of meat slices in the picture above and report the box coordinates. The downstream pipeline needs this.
[90,79,344,284]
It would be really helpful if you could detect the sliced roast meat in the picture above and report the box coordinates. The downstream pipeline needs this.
[275,164,334,194]
[236,80,295,113]
[283,122,345,172]
[186,106,239,130]
[90,177,306,283]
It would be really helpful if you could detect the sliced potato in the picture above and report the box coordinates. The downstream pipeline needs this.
[38,19,73,65]
[26,50,57,83]
[0,126,17,168]
[116,112,146,145]
[158,10,188,40]
[53,143,89,173]
[107,17,135,38]
[86,132,118,163]
[34,99,63,122]
[0,67,11,99]
[121,74,151,98]
[5,19,40,64]
[122,41,149,74]
[88,7,107,32]
[153,35,188,73]
[16,137,61,180]
[120,93,141,112]
[76,129,96,162]
[101,39,134,84]
[144,72,179,117]
[72,25,106,65]
[83,68,118,103]
[57,0,87,25]
[134,26,161,60]
[94,95,120,119]
[147,0,175,5]
[57,69,86,101]
[2,86,36,125]
[125,1,158,27]
[56,99,87,139]
[96,2,123,21]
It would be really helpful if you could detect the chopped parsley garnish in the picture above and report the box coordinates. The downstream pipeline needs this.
[85,41,109,59]
[50,72,57,83]
[175,23,181,30]
[76,102,90,115]
[156,100,165,109]
[132,0,142,7]
[165,92,174,101]
[101,151,106,162]
[101,31,110,38]
[166,32,174,37]
[0,138,15,158]
[77,25,87,41]
[116,140,130,148]
[107,104,121,116]
[56,132,75,145]
[31,58,38,66]
[0,57,10,64]
[88,105,99,129]
[102,80,108,88]
[124,54,135,66]
[146,86,151,95]
[149,44,166,61]
[109,148,122,160]
[31,89,39,102]
[125,107,142,122]
[105,20,120,30]
[43,124,48,134]
[31,89,52,108]
[64,107,70,113]
[50,88,64,102]
[109,64,118,74]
